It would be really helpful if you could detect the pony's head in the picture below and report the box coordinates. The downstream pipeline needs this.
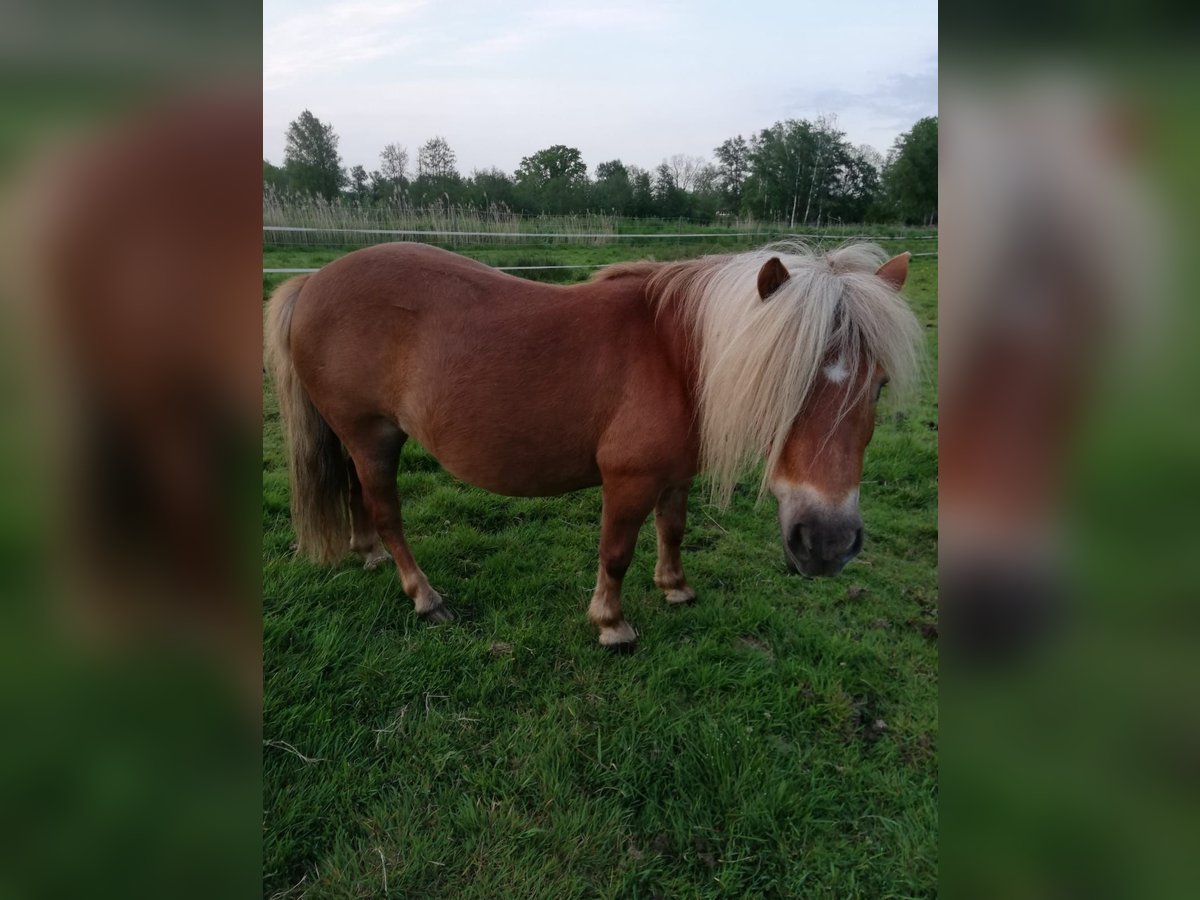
[765,250,917,576]
[657,242,923,578]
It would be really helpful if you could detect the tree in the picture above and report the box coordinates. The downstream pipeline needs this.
[349,164,369,200]
[881,116,938,225]
[263,158,289,192]
[283,110,346,200]
[662,154,706,193]
[691,163,719,194]
[592,160,634,215]
[464,167,516,209]
[742,116,883,226]
[365,170,390,203]
[744,119,817,223]
[516,144,587,185]
[714,136,750,212]
[629,166,655,217]
[417,136,458,180]
[689,164,723,222]
[827,145,881,224]
[653,162,688,218]
[799,115,842,225]
[594,160,627,181]
[408,137,463,207]
[379,142,409,184]
[514,145,588,214]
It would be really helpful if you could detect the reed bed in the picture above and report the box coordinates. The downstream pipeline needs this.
[263,190,938,250]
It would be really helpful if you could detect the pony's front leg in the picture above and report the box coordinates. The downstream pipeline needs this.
[654,482,696,606]
[589,476,660,652]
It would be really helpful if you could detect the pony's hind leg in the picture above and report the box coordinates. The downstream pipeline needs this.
[588,475,661,651]
[347,422,451,623]
[654,482,696,606]
[347,459,390,570]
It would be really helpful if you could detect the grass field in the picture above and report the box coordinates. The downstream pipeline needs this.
[263,227,938,285]
[263,241,938,898]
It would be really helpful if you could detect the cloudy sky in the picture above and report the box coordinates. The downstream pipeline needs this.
[264,0,937,176]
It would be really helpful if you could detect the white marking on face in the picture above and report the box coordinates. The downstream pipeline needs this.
[769,481,860,516]
[839,487,860,515]
[823,359,849,384]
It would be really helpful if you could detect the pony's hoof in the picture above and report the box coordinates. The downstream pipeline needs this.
[362,550,391,571]
[420,604,455,624]
[664,587,696,606]
[598,621,638,653]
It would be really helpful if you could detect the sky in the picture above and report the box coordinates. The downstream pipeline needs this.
[263,0,937,176]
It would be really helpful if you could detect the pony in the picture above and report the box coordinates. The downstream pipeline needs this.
[266,241,922,650]
[7,90,265,703]
[939,83,1159,658]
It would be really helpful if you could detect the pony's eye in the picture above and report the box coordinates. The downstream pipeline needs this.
[874,379,890,402]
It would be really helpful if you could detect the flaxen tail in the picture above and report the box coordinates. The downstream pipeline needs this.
[265,276,350,564]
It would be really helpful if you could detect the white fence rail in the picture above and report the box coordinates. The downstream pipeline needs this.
[264,252,937,276]
[263,225,937,275]
[264,225,938,241]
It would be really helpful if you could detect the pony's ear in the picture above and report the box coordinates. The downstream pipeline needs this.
[875,252,911,290]
[757,257,790,300]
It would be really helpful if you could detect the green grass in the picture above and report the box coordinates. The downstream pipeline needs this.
[263,250,938,898]
[263,230,937,290]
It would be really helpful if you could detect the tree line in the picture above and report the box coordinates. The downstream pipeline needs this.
[264,110,937,226]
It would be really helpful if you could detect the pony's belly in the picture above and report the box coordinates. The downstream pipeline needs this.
[411,422,597,496]
[438,452,601,498]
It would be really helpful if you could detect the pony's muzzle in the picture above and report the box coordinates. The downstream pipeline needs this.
[784,515,864,577]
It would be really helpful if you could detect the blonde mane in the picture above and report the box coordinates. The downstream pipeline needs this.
[634,241,923,506]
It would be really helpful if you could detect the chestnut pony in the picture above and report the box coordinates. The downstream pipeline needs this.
[266,242,921,650]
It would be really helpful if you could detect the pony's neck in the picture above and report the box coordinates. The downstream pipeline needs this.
[579,258,707,398]
[640,268,703,399]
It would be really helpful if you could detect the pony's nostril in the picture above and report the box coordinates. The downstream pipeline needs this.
[798,523,815,552]
[785,522,814,560]
[787,522,805,554]
[824,525,862,563]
